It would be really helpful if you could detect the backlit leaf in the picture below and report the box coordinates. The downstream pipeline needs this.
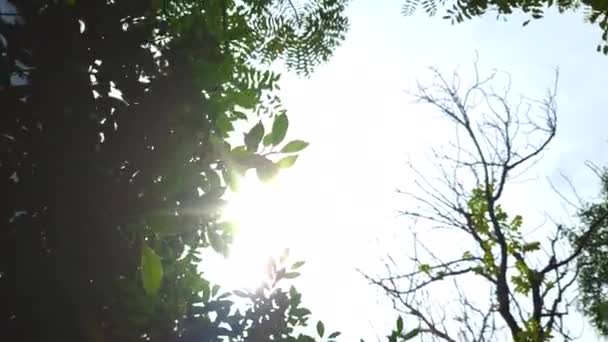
[280,140,309,153]
[270,114,288,145]
[141,242,163,295]
[244,122,264,151]
[277,155,298,169]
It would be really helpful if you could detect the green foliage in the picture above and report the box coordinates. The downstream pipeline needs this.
[573,170,608,336]
[387,316,420,342]
[401,0,608,55]
[466,185,540,284]
[1,0,347,341]
[419,263,431,274]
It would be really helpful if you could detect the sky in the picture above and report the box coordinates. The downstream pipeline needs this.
[233,0,608,340]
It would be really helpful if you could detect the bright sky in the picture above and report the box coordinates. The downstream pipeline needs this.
[213,1,608,340]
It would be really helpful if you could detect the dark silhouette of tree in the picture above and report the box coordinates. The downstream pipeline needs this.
[0,1,348,341]
[365,59,608,341]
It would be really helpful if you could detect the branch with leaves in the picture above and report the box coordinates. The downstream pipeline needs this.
[366,59,603,341]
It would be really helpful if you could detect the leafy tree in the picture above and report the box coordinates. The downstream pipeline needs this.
[0,1,348,341]
[571,167,608,336]
[400,0,608,55]
[365,59,608,341]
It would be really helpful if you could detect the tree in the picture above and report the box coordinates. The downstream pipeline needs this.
[0,1,348,341]
[366,59,608,341]
[571,167,608,336]
[400,0,608,55]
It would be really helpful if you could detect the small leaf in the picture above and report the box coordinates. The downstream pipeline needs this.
[270,114,288,145]
[277,155,298,169]
[262,133,273,146]
[402,328,421,340]
[280,140,309,153]
[522,20,530,26]
[316,321,325,337]
[211,284,221,297]
[292,308,311,317]
[328,332,341,338]
[141,242,163,295]
[233,110,247,120]
[292,261,306,269]
[396,316,403,333]
[244,122,264,151]
[280,247,290,263]
[522,241,541,253]
[284,272,300,279]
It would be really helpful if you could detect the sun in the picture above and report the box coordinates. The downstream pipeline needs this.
[210,169,304,291]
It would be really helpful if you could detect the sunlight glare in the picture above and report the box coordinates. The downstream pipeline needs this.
[216,170,304,291]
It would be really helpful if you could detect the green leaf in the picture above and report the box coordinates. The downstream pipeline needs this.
[522,241,541,253]
[511,215,523,230]
[292,261,306,269]
[141,242,163,295]
[402,328,421,340]
[270,114,288,145]
[328,332,341,338]
[244,122,264,152]
[277,155,298,169]
[316,320,325,337]
[396,316,403,333]
[419,264,431,274]
[280,140,309,153]
[284,272,300,279]
[462,251,473,260]
[262,133,274,146]
[292,308,311,317]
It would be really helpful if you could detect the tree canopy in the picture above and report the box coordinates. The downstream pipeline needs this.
[1,0,348,341]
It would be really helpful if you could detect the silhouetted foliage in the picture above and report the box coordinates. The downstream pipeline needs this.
[0,1,348,341]
[400,0,608,55]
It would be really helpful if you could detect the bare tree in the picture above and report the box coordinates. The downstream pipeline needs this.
[366,59,608,341]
